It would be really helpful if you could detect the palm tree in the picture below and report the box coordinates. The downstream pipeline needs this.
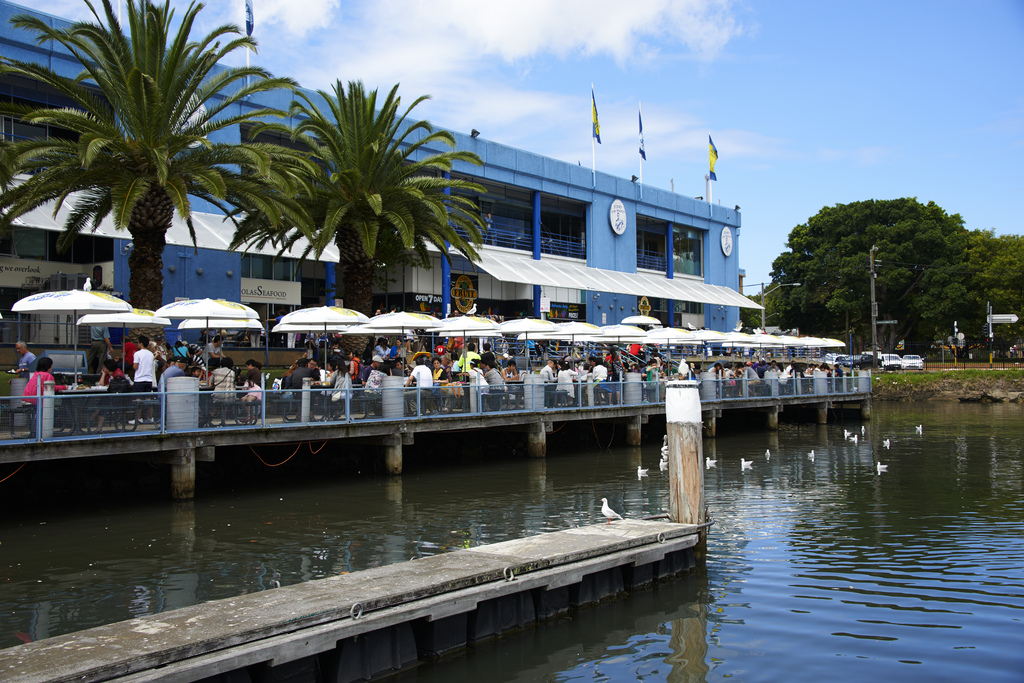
[0,0,305,311]
[231,80,486,316]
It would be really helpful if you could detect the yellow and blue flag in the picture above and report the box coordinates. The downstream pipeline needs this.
[591,86,601,144]
[708,135,718,181]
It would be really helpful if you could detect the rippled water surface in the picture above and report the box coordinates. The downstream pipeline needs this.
[2,403,1023,681]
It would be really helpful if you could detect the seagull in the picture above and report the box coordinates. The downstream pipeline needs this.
[843,429,850,439]
[467,303,477,315]
[705,457,716,469]
[741,458,753,470]
[876,462,888,474]
[600,498,623,524]
[915,425,923,434]
[637,465,649,479]
[686,322,697,330]
[82,277,92,291]
[883,439,890,449]
[765,449,771,461]
[808,450,815,461]
[861,425,866,436]
[660,459,669,471]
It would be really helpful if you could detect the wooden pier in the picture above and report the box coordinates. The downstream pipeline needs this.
[0,519,703,683]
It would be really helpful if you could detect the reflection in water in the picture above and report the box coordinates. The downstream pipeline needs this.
[1,403,1023,681]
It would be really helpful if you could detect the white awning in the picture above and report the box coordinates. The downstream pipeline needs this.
[471,248,761,310]
[7,184,339,262]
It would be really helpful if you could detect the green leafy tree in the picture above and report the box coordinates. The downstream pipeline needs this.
[771,198,973,348]
[966,230,1024,341]
[0,0,304,311]
[231,80,486,316]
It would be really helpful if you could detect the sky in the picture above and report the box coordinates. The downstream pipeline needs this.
[25,0,1024,292]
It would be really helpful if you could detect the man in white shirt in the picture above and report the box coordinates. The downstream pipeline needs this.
[405,355,433,389]
[131,335,156,424]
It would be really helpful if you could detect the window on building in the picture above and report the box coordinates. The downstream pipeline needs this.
[242,253,299,281]
[673,226,703,277]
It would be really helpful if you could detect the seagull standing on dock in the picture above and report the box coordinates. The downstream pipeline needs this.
[877,462,888,474]
[741,458,753,470]
[637,465,649,479]
[600,498,623,524]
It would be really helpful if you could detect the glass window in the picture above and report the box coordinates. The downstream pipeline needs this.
[13,228,46,259]
[673,226,703,277]
[243,254,273,279]
[274,258,298,282]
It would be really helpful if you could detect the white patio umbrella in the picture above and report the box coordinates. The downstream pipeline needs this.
[154,298,259,320]
[499,318,560,370]
[644,327,701,373]
[357,311,442,332]
[77,308,172,328]
[620,314,663,327]
[13,290,132,383]
[179,318,264,331]
[597,324,649,344]
[275,306,370,359]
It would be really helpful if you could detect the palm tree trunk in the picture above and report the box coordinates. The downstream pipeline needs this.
[339,256,374,357]
[127,186,173,330]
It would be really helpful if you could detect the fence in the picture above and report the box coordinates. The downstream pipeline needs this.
[1,372,871,445]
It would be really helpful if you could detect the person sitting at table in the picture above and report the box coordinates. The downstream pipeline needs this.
[432,357,450,384]
[22,356,66,405]
[539,358,558,408]
[555,359,578,406]
[358,355,383,385]
[209,357,237,399]
[99,357,129,386]
[404,355,434,413]
[161,356,187,382]
[238,359,263,423]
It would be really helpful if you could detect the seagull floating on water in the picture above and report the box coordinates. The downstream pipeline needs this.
[660,459,668,471]
[861,425,866,436]
[808,450,815,461]
[915,425,923,434]
[741,458,753,470]
[637,465,649,479]
[765,449,771,461]
[600,498,623,524]
[705,456,716,469]
[876,462,888,474]
[850,435,859,444]
[883,439,890,449]
[843,429,850,439]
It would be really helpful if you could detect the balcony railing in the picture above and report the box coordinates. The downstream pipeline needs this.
[637,249,667,272]
[1,372,870,445]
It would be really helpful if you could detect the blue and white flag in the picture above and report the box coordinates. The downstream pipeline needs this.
[245,0,254,37]
[638,104,646,161]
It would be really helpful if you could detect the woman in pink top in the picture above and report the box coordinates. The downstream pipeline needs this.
[22,357,67,405]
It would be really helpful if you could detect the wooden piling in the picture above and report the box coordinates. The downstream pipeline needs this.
[665,380,705,555]
[383,433,403,474]
[170,448,195,500]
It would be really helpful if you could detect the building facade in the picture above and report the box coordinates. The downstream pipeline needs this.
[0,0,753,344]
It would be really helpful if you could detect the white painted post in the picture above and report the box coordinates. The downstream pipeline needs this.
[665,380,705,550]
[301,377,312,422]
[41,379,55,439]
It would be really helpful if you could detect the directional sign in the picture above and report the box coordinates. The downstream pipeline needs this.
[876,319,897,325]
[991,314,1019,324]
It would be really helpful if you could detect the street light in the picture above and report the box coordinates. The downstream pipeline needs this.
[758,282,801,330]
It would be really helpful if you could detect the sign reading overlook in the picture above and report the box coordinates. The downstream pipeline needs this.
[240,278,300,304]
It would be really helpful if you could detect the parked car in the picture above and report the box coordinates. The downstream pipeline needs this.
[879,353,902,371]
[901,354,924,370]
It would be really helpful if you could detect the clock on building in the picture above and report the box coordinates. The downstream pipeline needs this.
[609,199,627,236]
[720,226,733,257]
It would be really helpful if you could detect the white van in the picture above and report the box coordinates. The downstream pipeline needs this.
[879,353,902,371]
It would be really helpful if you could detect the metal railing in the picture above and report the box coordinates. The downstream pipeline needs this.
[1,372,871,445]
[636,249,667,272]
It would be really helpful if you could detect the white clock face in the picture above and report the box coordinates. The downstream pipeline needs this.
[609,199,627,236]
[721,226,733,256]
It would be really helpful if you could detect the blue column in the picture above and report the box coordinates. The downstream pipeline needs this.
[532,190,542,317]
[665,221,674,326]
[325,263,336,305]
[442,173,452,317]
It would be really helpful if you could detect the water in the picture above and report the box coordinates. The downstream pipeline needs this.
[1,403,1023,681]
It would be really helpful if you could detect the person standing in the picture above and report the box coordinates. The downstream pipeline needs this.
[88,326,112,373]
[12,341,36,378]
[131,335,156,424]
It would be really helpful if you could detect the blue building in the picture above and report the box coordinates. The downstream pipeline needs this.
[0,0,754,343]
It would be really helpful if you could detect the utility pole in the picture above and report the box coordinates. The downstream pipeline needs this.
[869,246,878,370]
